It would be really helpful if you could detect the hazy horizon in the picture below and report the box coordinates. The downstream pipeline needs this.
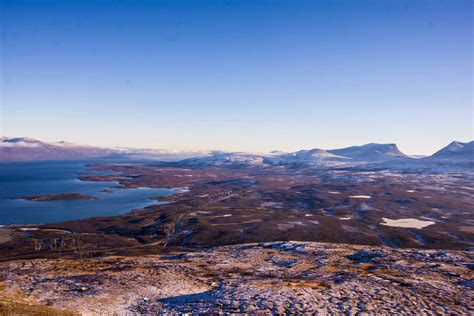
[1,0,472,155]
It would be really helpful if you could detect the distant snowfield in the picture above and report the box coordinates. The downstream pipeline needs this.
[339,216,351,220]
[0,142,40,147]
[380,217,435,229]
[349,195,372,199]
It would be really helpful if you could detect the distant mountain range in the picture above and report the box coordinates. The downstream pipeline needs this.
[1,137,472,168]
[0,137,206,162]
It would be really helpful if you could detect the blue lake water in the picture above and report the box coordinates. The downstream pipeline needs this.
[0,161,180,225]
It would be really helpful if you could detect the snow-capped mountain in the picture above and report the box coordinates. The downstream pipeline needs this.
[177,151,266,168]
[327,143,409,161]
[428,141,474,161]
[177,148,352,168]
[0,137,114,161]
[0,137,206,161]
[265,148,350,166]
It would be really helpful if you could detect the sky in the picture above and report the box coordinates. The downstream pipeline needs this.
[1,0,472,155]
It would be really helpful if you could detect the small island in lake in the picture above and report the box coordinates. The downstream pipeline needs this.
[20,193,97,201]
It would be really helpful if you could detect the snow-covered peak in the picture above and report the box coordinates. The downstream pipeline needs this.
[430,140,474,160]
[328,143,408,161]
[443,141,469,152]
[296,148,349,159]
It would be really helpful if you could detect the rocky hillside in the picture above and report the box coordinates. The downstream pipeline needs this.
[1,241,472,315]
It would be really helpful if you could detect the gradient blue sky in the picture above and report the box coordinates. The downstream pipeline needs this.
[1,0,472,154]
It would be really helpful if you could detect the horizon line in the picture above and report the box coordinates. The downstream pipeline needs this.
[1,135,472,157]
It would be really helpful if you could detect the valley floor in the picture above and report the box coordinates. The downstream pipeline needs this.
[1,241,472,315]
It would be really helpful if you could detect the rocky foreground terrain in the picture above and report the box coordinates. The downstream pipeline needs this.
[1,241,472,315]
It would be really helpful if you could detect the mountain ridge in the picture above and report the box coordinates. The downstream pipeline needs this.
[327,143,409,161]
[0,137,207,162]
[1,137,472,166]
[428,140,473,160]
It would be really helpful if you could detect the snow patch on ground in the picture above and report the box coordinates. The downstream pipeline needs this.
[350,195,372,199]
[261,202,283,207]
[360,203,375,211]
[380,218,435,229]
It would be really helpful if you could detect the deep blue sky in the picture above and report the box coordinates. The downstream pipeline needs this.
[1,0,472,154]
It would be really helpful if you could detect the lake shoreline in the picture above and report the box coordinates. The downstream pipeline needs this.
[0,161,185,225]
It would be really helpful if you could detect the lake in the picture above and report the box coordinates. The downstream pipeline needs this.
[0,161,181,225]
